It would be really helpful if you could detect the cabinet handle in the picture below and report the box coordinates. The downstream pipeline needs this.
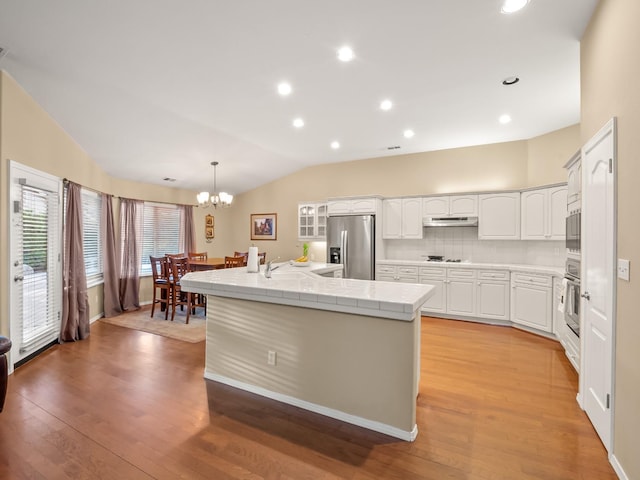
[581,291,591,300]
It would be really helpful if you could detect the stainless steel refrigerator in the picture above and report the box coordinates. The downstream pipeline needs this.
[326,215,375,280]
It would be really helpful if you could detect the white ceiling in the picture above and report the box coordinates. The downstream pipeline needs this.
[0,0,598,196]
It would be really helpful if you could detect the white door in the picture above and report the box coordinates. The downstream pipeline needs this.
[9,161,62,369]
[581,118,616,451]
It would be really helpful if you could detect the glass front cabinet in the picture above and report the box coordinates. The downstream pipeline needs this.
[298,203,327,240]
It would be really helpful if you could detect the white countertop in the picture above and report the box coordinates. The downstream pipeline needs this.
[181,262,433,322]
[376,259,564,277]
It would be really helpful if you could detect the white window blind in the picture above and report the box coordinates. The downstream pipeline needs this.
[81,189,103,286]
[141,202,182,275]
[19,184,61,352]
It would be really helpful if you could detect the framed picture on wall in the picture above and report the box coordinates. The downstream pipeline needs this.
[250,213,277,241]
[205,215,214,241]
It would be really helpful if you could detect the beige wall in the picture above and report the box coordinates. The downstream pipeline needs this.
[527,124,581,186]
[582,0,640,477]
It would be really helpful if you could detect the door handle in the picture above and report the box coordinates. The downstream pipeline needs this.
[14,275,24,282]
[581,291,591,300]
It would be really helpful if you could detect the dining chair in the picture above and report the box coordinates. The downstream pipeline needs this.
[150,255,171,320]
[233,251,249,266]
[168,256,204,324]
[225,256,245,268]
[189,252,208,261]
[165,252,186,259]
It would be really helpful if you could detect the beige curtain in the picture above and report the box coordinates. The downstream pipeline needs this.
[119,198,142,311]
[182,205,196,254]
[60,182,90,342]
[102,193,122,317]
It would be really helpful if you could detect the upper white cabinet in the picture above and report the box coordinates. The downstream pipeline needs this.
[327,197,379,216]
[520,185,567,240]
[478,192,521,240]
[382,197,423,239]
[297,203,327,240]
[564,151,581,205]
[422,194,478,217]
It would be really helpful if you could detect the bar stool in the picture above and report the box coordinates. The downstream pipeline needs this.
[0,336,11,412]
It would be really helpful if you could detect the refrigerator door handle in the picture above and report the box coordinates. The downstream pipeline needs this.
[341,230,348,278]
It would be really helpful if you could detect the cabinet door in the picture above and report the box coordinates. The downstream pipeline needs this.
[401,197,423,239]
[476,280,510,320]
[382,199,402,239]
[351,198,376,214]
[478,193,520,240]
[520,190,547,239]
[511,283,552,332]
[447,278,476,316]
[548,186,567,239]
[422,197,449,216]
[316,204,327,238]
[449,195,478,216]
[298,204,316,239]
[420,278,446,313]
[327,200,351,215]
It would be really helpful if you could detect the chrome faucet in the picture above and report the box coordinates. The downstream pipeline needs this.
[264,259,280,278]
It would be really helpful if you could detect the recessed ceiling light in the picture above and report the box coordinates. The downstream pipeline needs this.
[292,117,305,128]
[331,141,340,149]
[337,46,355,62]
[277,82,292,96]
[501,0,529,14]
[499,114,512,124]
[403,129,415,139]
[502,76,520,85]
[380,99,393,111]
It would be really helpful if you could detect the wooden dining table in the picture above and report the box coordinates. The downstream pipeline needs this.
[189,257,226,271]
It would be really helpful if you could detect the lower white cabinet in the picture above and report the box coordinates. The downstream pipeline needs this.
[376,264,418,283]
[510,272,553,332]
[476,270,510,321]
[419,266,447,313]
[446,269,476,316]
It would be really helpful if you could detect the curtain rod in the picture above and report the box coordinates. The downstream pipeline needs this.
[63,178,195,207]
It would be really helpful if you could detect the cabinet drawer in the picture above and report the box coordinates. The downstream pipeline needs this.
[376,265,396,274]
[512,272,552,286]
[397,275,419,284]
[478,270,509,281]
[419,266,446,277]
[447,268,476,279]
[397,266,418,275]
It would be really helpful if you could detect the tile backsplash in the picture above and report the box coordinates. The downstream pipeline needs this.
[383,227,565,267]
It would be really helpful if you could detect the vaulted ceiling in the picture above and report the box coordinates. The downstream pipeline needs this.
[0,0,598,195]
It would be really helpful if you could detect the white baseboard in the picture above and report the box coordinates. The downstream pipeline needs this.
[609,453,628,480]
[90,313,103,324]
[204,370,417,442]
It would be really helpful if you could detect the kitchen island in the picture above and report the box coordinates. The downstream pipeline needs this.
[181,262,433,441]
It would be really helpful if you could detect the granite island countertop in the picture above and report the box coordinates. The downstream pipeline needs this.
[181,262,433,321]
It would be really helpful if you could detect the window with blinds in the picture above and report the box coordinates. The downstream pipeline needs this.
[141,202,182,275]
[19,184,61,353]
[81,189,103,286]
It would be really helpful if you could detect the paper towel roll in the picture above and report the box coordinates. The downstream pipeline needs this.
[247,246,259,273]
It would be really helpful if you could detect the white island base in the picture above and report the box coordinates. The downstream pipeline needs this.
[204,295,421,441]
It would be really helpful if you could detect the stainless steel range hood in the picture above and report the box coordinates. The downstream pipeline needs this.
[423,216,478,227]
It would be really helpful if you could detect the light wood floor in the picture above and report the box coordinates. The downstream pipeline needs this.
[0,316,616,479]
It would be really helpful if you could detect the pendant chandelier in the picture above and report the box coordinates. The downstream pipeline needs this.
[197,161,233,208]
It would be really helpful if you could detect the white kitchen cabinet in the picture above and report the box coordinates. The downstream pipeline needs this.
[375,264,419,283]
[446,269,476,317]
[520,185,567,240]
[382,197,422,239]
[422,194,478,217]
[564,150,581,205]
[297,203,327,240]
[476,270,510,321]
[510,272,553,332]
[327,197,379,216]
[419,266,447,313]
[478,192,521,240]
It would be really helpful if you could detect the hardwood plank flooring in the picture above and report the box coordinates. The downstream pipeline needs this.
[0,317,616,479]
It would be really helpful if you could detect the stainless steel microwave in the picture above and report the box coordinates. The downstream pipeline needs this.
[566,209,581,253]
